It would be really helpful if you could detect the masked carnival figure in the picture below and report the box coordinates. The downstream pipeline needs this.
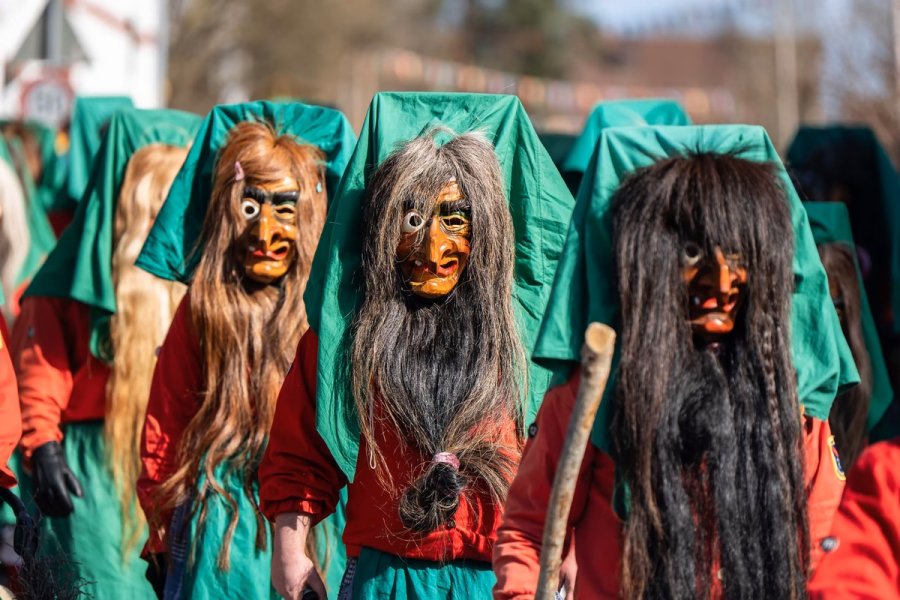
[9,107,198,599]
[493,125,858,600]
[135,101,356,599]
[1,119,66,307]
[0,138,29,325]
[257,92,575,600]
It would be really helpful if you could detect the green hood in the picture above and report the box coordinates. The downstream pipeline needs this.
[806,201,898,440]
[135,100,357,284]
[304,91,576,479]
[562,99,691,195]
[25,107,200,360]
[531,125,859,453]
[65,96,134,206]
[787,126,900,337]
[538,131,577,171]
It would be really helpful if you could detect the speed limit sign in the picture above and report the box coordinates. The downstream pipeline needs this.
[21,75,74,128]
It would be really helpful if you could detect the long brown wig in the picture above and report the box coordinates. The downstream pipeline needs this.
[0,157,28,322]
[105,143,189,555]
[818,243,872,469]
[349,130,526,538]
[153,121,327,569]
[611,153,808,599]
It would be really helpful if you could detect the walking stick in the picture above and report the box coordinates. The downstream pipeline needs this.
[535,323,616,600]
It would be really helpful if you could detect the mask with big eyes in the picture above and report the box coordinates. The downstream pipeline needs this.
[682,242,749,345]
[240,176,300,284]
[395,178,472,299]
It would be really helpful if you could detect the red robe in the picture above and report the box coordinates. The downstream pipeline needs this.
[258,328,519,562]
[807,438,900,598]
[493,373,847,599]
[11,296,109,458]
[137,295,203,554]
[0,324,21,487]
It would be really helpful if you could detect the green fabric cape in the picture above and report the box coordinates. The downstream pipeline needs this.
[805,201,894,432]
[135,100,357,284]
[0,125,59,284]
[65,96,134,205]
[304,91,576,479]
[538,131,577,171]
[787,126,900,337]
[24,107,201,360]
[538,131,579,194]
[531,125,859,452]
[561,99,691,195]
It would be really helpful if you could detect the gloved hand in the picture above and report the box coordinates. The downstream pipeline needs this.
[31,441,83,517]
[145,553,168,599]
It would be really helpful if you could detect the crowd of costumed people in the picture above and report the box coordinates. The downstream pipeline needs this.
[0,91,898,599]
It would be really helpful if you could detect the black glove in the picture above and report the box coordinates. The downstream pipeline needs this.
[145,553,168,599]
[31,441,83,518]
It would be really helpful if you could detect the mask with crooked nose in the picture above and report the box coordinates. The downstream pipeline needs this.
[395,178,472,299]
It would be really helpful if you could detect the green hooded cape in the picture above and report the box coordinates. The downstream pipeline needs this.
[805,201,894,432]
[65,96,134,206]
[561,99,691,195]
[787,126,900,337]
[538,131,577,171]
[303,91,576,480]
[23,107,200,361]
[135,100,357,284]
[532,125,859,453]
[0,123,60,284]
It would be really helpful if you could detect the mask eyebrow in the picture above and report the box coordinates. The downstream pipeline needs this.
[272,190,300,205]
[440,199,471,214]
[243,186,267,202]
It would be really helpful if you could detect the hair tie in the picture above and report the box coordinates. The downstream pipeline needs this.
[234,161,245,182]
[432,452,460,470]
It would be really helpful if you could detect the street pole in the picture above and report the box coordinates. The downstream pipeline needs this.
[44,0,63,64]
[774,0,799,148]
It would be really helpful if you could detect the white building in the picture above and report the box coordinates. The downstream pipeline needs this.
[0,0,166,127]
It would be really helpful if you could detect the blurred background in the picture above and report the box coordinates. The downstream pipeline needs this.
[1,0,900,154]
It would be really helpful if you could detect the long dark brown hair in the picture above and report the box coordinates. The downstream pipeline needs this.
[350,130,525,538]
[611,153,808,599]
[818,243,872,469]
[152,121,327,569]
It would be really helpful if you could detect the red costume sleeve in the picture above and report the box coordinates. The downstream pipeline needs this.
[258,329,348,524]
[138,296,203,554]
[493,372,598,600]
[804,416,847,571]
[807,439,900,598]
[0,333,21,488]
[11,296,76,456]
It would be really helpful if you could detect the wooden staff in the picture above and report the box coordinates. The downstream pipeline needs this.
[535,322,616,600]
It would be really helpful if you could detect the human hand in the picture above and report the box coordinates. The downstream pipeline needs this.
[31,441,82,517]
[272,512,326,600]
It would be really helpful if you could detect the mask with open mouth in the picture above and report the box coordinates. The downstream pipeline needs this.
[395,178,471,299]
[239,176,300,284]
[683,244,748,346]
